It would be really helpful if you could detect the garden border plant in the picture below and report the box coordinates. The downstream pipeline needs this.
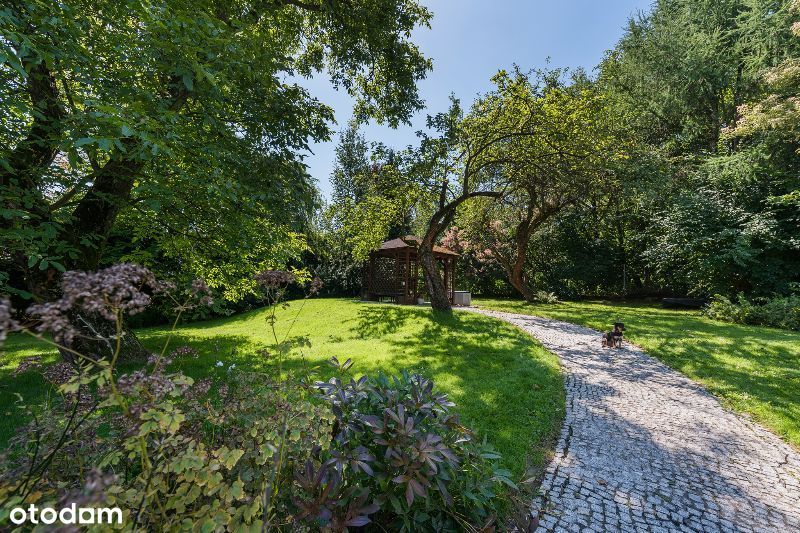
[0,265,514,531]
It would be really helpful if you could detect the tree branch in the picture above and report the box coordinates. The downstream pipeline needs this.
[0,62,65,189]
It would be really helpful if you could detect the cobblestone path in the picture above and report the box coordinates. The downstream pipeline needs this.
[469,309,800,533]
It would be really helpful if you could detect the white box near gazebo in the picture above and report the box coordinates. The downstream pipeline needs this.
[453,291,471,306]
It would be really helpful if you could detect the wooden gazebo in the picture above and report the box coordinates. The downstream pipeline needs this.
[362,236,458,305]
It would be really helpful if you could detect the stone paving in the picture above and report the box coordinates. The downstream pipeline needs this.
[468,308,800,533]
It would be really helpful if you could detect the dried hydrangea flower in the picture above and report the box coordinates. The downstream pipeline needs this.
[147,352,173,369]
[188,278,214,306]
[13,355,44,376]
[26,300,76,344]
[42,362,76,386]
[26,264,160,343]
[116,369,187,400]
[154,280,177,294]
[59,263,158,320]
[188,377,212,398]
[191,278,210,295]
[254,270,296,288]
[170,345,199,359]
[308,277,324,296]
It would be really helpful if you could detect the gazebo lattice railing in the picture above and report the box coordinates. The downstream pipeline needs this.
[362,236,457,305]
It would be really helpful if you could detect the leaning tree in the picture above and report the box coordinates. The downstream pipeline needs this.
[411,71,546,311]
[463,70,621,302]
[0,0,432,358]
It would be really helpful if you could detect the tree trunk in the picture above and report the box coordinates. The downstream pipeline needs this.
[2,52,188,363]
[493,208,538,303]
[508,263,536,303]
[419,185,501,311]
[418,242,451,311]
[61,311,150,364]
[0,62,64,189]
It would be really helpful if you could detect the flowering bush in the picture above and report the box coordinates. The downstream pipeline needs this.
[0,265,510,530]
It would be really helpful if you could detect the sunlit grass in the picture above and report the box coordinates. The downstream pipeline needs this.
[476,298,800,448]
[1,298,565,478]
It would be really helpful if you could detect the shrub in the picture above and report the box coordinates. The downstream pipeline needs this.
[0,265,510,531]
[531,290,559,304]
[704,292,800,330]
[316,370,512,530]
[0,367,334,530]
[0,365,508,530]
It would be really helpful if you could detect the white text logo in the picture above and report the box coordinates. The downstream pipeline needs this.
[9,504,123,526]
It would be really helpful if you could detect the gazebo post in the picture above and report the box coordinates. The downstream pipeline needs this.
[390,252,400,299]
[443,257,449,304]
[412,254,418,302]
[368,254,375,299]
[404,247,410,304]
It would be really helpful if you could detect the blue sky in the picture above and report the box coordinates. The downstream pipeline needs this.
[300,0,653,199]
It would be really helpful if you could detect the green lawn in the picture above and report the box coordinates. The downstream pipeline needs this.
[1,298,564,479]
[475,298,800,449]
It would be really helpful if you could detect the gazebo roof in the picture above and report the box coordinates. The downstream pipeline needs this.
[375,235,459,257]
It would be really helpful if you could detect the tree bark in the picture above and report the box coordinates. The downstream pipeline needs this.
[419,198,456,311]
[508,267,536,303]
[61,311,150,364]
[418,240,451,311]
[64,151,143,270]
[418,180,503,310]
[0,62,64,189]
[489,194,561,303]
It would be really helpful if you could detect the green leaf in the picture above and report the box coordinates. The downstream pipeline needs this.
[182,73,193,91]
[216,447,244,470]
[7,287,34,300]
[67,148,80,168]
[74,137,95,147]
[230,480,244,500]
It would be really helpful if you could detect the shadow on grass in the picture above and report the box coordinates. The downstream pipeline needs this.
[347,305,565,476]
[352,304,417,339]
[0,301,566,479]
[477,298,800,445]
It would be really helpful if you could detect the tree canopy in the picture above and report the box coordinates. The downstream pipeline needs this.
[0,0,432,301]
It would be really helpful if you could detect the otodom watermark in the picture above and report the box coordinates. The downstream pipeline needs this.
[9,503,123,526]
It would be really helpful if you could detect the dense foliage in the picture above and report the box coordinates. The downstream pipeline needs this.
[1,0,432,306]
[705,291,800,330]
[0,266,510,531]
[316,0,799,314]
[591,0,800,298]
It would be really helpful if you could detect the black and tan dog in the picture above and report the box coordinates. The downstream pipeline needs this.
[601,323,625,348]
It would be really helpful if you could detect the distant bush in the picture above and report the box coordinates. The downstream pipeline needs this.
[704,292,800,331]
[531,290,559,304]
